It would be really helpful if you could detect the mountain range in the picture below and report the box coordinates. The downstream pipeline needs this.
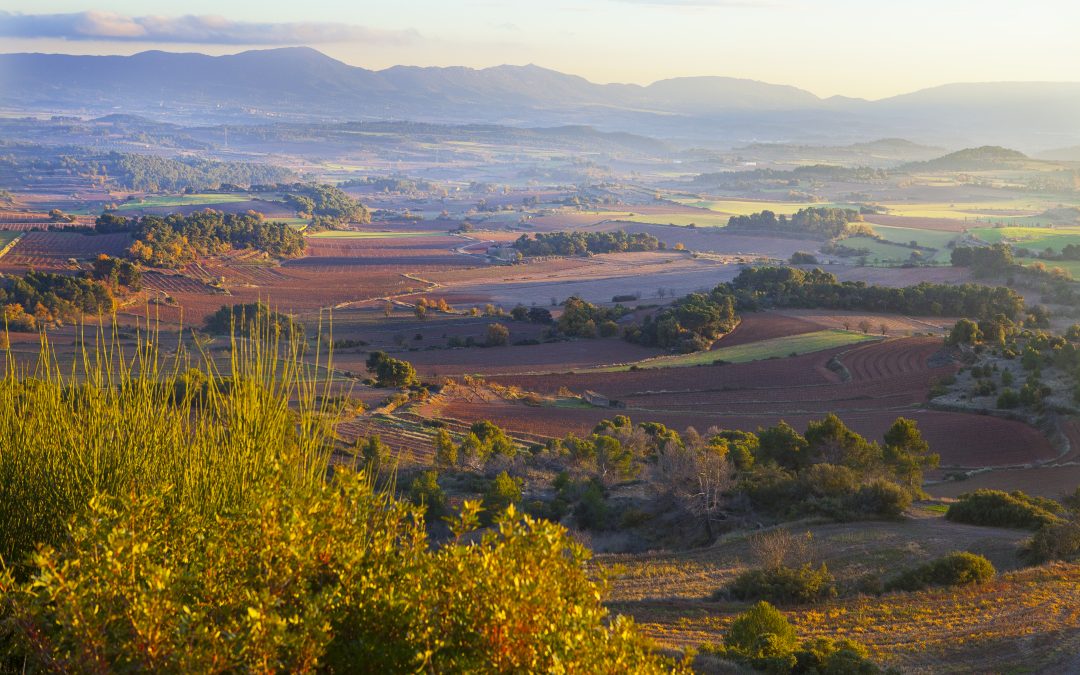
[3,47,1080,150]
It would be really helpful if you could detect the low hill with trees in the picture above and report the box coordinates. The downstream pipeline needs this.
[726,207,871,239]
[96,210,305,268]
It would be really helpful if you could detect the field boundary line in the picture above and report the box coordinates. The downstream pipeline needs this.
[0,233,23,260]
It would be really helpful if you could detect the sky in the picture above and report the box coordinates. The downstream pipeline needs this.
[1,1,1079,99]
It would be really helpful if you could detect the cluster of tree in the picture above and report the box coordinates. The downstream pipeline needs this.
[203,302,305,338]
[0,146,295,192]
[0,271,115,330]
[365,351,419,388]
[283,183,370,228]
[97,211,305,268]
[421,412,935,545]
[625,287,738,352]
[557,297,630,338]
[950,243,1015,276]
[339,176,435,193]
[726,207,871,239]
[511,231,661,257]
[89,254,142,291]
[702,601,883,673]
[110,152,296,191]
[727,266,1026,321]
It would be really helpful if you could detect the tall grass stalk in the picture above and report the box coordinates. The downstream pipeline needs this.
[0,312,337,564]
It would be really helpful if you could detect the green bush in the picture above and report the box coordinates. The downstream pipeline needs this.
[945,489,1062,529]
[0,474,676,672]
[408,470,447,519]
[886,552,996,592]
[843,480,912,519]
[482,471,523,523]
[724,601,798,663]
[721,564,837,605]
[714,601,882,674]
[1025,519,1080,563]
[0,321,332,565]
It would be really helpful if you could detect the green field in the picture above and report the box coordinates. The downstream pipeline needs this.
[868,224,960,250]
[971,226,1080,252]
[841,237,930,264]
[620,212,733,228]
[669,198,843,216]
[305,230,444,239]
[115,194,254,211]
[590,330,878,372]
[878,199,1049,221]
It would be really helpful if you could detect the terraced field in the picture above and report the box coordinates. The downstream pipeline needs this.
[426,328,1054,468]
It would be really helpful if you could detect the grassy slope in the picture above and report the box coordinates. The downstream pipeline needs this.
[590,330,877,372]
[972,225,1080,252]
[602,514,1078,671]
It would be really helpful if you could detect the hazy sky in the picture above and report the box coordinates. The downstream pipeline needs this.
[2,1,1079,99]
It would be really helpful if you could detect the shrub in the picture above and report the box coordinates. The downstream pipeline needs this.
[0,320,332,565]
[723,601,799,663]
[793,638,882,674]
[485,322,510,346]
[721,564,837,605]
[482,471,523,523]
[573,479,611,531]
[843,479,912,519]
[408,470,447,519]
[713,601,884,673]
[996,388,1021,408]
[885,552,996,592]
[0,475,677,672]
[945,489,1062,529]
[1025,519,1080,563]
[365,351,419,388]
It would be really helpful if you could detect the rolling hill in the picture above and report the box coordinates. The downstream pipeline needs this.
[3,47,1080,148]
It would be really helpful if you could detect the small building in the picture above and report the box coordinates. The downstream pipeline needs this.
[583,390,610,407]
[487,245,522,263]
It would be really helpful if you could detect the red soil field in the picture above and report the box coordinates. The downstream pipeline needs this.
[425,335,1055,468]
[712,313,820,348]
[0,232,130,272]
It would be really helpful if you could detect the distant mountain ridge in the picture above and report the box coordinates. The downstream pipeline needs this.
[3,47,1080,149]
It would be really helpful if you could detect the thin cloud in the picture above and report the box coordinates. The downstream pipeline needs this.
[611,0,780,6]
[0,10,419,45]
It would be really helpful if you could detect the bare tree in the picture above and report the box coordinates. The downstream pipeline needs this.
[858,319,872,334]
[749,529,814,570]
[880,323,888,336]
[652,440,734,542]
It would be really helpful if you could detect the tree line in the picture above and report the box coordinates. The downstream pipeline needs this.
[96,210,305,268]
[726,207,871,239]
[512,231,661,257]
[0,271,118,331]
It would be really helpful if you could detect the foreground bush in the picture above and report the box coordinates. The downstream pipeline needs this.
[0,322,333,564]
[945,489,1062,529]
[720,564,837,605]
[0,470,678,673]
[885,552,996,592]
[706,601,882,674]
